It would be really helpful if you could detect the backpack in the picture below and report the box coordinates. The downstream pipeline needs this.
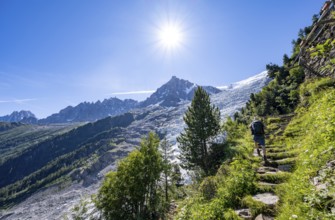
[252,121,264,135]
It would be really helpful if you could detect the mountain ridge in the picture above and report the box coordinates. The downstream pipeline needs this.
[0,111,37,123]
[0,74,267,125]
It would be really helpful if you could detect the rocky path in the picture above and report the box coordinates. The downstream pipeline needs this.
[236,115,296,220]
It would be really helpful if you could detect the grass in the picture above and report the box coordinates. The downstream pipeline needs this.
[255,182,279,193]
[242,195,275,217]
[275,78,335,219]
[267,147,287,153]
[257,172,291,184]
[266,151,297,160]
[272,157,297,165]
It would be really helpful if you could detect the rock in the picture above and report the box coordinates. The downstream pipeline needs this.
[258,182,277,187]
[257,167,278,174]
[278,164,293,172]
[252,193,279,207]
[235,209,252,220]
[326,160,335,167]
[255,214,274,220]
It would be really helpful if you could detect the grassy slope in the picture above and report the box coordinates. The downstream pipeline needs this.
[175,78,335,219]
[0,123,80,164]
[276,78,335,219]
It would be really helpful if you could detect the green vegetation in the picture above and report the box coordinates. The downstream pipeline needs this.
[175,120,257,219]
[174,77,335,219]
[95,132,165,220]
[177,86,221,176]
[234,65,304,121]
[275,78,335,219]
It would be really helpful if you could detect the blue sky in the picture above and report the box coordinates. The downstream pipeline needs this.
[0,0,323,118]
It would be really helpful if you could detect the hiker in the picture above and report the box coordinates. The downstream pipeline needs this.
[250,117,267,161]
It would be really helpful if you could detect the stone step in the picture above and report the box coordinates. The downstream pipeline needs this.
[266,145,285,149]
[255,214,275,220]
[256,167,279,174]
[260,171,278,175]
[252,193,279,207]
[267,151,294,156]
[235,208,252,220]
[272,157,297,165]
[267,148,286,153]
[267,152,297,160]
[278,163,294,172]
[258,182,278,187]
[261,160,279,168]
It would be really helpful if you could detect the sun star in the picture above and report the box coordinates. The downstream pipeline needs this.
[158,24,183,50]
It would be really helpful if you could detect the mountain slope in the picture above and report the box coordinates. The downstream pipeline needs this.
[0,72,269,219]
[0,111,37,123]
[0,113,135,207]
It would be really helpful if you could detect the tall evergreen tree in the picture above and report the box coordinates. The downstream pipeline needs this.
[177,86,221,176]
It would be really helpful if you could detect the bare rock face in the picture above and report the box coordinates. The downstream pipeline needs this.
[299,4,335,78]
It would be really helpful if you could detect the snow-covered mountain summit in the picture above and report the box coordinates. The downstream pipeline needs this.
[140,76,222,107]
[217,71,268,90]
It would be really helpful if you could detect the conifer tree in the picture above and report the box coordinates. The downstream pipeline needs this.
[177,86,220,176]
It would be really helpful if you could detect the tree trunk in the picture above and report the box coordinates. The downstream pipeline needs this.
[202,139,209,175]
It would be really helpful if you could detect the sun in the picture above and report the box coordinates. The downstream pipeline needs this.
[157,24,183,50]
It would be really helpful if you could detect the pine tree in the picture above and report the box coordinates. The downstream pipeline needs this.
[177,86,220,176]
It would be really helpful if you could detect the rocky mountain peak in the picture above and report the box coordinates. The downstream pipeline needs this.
[140,76,221,107]
[0,110,37,123]
[39,97,139,124]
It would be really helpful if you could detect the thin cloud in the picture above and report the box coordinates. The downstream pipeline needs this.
[0,98,37,104]
[110,90,155,95]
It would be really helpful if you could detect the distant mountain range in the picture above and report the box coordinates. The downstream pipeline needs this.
[0,76,223,124]
[0,71,270,219]
[0,111,37,124]
[38,98,138,124]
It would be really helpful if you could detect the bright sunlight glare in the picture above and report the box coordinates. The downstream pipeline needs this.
[157,24,183,50]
